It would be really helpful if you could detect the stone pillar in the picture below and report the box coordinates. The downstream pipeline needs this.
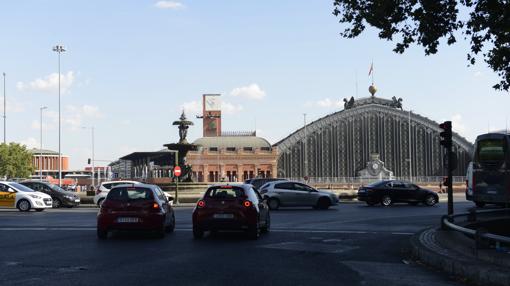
[272,164,278,178]
[203,164,209,183]
[237,164,243,182]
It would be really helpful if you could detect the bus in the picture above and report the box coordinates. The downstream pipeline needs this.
[471,132,510,207]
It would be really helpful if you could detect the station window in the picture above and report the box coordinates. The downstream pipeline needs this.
[261,147,271,151]
[243,147,253,151]
[226,147,236,152]
[209,147,218,152]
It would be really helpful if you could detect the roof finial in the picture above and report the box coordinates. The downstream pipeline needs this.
[369,84,377,97]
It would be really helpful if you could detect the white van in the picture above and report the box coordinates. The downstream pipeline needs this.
[465,162,473,202]
[0,181,53,211]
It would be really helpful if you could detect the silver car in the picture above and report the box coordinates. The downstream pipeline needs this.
[259,181,339,210]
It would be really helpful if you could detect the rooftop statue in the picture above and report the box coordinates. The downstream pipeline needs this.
[172,110,194,144]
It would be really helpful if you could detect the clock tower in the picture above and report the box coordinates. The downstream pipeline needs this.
[201,94,222,137]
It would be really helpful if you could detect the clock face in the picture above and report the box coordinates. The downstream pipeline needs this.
[372,163,379,170]
[205,96,221,111]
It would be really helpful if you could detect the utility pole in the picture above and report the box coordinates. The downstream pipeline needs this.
[3,72,6,144]
[53,45,66,187]
[303,113,308,180]
[40,106,48,180]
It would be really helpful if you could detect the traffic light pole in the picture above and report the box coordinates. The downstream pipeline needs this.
[439,120,454,216]
[447,144,454,216]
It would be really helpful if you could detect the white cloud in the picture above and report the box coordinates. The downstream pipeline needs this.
[30,105,103,131]
[222,101,244,114]
[19,137,38,149]
[0,97,25,113]
[230,84,266,100]
[305,98,342,109]
[451,113,467,136]
[180,100,202,115]
[17,71,75,94]
[154,1,185,9]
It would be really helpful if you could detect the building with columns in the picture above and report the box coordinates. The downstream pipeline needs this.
[30,148,69,176]
[187,135,278,182]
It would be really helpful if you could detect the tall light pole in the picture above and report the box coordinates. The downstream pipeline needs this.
[3,72,6,144]
[408,109,413,182]
[53,44,66,186]
[303,113,308,181]
[39,106,48,180]
[82,126,95,188]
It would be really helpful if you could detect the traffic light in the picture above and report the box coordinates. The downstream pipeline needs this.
[87,158,91,164]
[439,121,452,148]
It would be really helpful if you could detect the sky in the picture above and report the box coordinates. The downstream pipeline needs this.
[0,0,508,170]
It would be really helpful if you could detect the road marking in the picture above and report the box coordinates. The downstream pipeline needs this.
[0,227,414,235]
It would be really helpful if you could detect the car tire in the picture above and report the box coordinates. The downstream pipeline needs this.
[193,227,204,239]
[261,213,270,234]
[381,195,392,207]
[97,198,105,207]
[35,209,44,212]
[267,198,280,210]
[97,229,108,240]
[52,198,62,208]
[316,197,331,210]
[165,214,175,233]
[17,199,31,212]
[475,202,486,208]
[248,223,260,240]
[424,195,437,206]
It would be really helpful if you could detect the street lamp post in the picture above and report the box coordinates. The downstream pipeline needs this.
[39,106,48,180]
[303,113,308,180]
[3,72,6,144]
[53,45,66,187]
[408,109,413,182]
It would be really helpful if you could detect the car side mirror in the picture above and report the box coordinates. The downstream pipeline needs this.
[167,196,174,202]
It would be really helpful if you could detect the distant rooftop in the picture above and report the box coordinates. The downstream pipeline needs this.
[29,148,68,156]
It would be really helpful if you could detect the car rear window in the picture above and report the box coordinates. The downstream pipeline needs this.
[107,187,153,201]
[477,139,505,162]
[206,186,245,199]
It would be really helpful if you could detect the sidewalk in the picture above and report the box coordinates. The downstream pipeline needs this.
[411,228,510,286]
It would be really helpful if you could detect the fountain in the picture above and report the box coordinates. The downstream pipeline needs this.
[164,111,197,182]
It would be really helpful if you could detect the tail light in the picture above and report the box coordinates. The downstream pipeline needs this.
[152,202,160,210]
[243,200,252,208]
[197,200,206,208]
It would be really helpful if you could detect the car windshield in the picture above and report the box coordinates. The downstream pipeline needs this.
[206,186,245,199]
[50,184,67,192]
[10,182,35,192]
[107,187,153,201]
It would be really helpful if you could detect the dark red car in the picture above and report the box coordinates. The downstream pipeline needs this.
[192,184,270,239]
[97,183,175,239]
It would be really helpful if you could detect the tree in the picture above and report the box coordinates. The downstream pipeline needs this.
[333,0,510,91]
[0,143,35,179]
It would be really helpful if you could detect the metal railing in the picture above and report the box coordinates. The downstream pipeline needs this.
[282,176,466,185]
[441,208,510,248]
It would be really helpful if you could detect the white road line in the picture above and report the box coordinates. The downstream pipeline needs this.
[0,227,414,235]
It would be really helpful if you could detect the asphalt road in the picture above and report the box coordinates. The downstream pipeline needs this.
[0,199,474,286]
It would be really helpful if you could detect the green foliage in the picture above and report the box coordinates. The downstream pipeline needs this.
[0,143,35,179]
[333,0,510,91]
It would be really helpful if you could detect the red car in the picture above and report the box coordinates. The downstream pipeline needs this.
[97,183,175,239]
[192,184,270,239]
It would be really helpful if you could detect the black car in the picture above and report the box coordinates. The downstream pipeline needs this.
[20,181,81,208]
[357,180,438,207]
[244,178,287,190]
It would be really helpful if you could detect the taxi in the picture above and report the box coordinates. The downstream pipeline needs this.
[0,181,53,211]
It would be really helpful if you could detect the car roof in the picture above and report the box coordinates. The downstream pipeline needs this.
[110,183,155,189]
[101,180,140,185]
[207,183,253,190]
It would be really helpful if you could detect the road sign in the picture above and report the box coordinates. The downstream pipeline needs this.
[174,166,182,177]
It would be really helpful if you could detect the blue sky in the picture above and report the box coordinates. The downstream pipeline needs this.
[0,0,508,169]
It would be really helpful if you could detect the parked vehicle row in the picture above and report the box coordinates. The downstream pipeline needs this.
[0,181,53,211]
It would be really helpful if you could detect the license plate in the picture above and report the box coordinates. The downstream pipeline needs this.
[75,199,81,203]
[117,217,140,223]
[213,213,234,219]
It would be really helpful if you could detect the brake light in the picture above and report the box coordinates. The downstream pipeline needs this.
[243,200,252,208]
[197,200,206,208]
[152,202,160,210]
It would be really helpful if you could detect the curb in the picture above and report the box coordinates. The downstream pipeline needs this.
[411,228,510,286]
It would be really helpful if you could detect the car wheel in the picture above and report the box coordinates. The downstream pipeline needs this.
[381,195,392,207]
[165,214,175,233]
[475,202,486,208]
[97,229,108,240]
[267,198,280,210]
[17,199,31,212]
[261,213,270,234]
[52,198,62,208]
[35,209,44,212]
[316,197,331,210]
[97,198,105,207]
[248,223,260,240]
[193,227,204,239]
[424,195,437,206]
